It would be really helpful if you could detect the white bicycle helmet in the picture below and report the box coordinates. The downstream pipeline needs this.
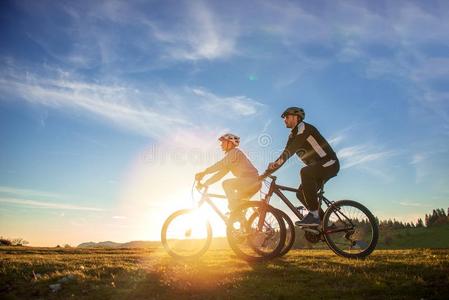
[218,133,240,146]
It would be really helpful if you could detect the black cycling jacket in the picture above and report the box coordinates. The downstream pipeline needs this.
[275,122,338,168]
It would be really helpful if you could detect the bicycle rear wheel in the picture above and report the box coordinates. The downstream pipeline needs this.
[249,208,294,257]
[161,208,212,260]
[276,209,295,257]
[322,200,378,259]
[226,201,286,262]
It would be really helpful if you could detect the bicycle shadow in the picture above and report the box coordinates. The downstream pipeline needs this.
[108,248,449,299]
[230,249,449,299]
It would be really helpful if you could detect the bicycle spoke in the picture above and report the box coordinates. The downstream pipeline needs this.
[227,202,286,261]
[323,200,378,258]
[161,209,212,259]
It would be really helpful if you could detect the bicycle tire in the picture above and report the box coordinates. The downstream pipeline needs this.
[161,209,212,260]
[276,209,295,257]
[226,201,286,262]
[322,200,378,259]
[246,208,295,257]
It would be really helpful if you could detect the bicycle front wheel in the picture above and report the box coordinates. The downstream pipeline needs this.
[322,200,378,259]
[227,201,286,262]
[161,208,212,260]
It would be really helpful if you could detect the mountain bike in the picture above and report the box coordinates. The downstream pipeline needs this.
[161,180,286,262]
[259,174,379,258]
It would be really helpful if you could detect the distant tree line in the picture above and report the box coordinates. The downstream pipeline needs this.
[1,208,448,248]
[378,207,449,230]
[0,237,29,246]
[424,208,449,227]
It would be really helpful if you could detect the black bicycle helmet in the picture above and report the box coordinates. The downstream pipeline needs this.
[281,107,305,120]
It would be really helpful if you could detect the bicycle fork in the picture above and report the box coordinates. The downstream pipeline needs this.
[256,202,269,231]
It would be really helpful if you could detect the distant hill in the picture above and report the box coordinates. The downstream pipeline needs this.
[78,241,122,248]
[77,240,161,248]
[77,225,449,249]
[77,238,230,249]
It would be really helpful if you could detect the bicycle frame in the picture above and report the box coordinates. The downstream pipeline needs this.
[196,185,270,230]
[261,175,331,219]
[196,186,229,224]
[262,175,354,234]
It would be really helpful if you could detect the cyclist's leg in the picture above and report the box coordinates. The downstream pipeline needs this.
[298,185,326,219]
[296,161,340,223]
[239,178,262,200]
[300,161,340,210]
[223,178,260,229]
[232,178,262,229]
[223,177,261,211]
[299,164,321,212]
[296,185,311,210]
[223,178,239,211]
[319,159,340,188]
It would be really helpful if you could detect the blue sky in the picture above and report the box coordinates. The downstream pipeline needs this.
[1,0,448,246]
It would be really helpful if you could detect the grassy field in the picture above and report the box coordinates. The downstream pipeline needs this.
[291,225,449,250]
[376,225,449,249]
[1,247,449,299]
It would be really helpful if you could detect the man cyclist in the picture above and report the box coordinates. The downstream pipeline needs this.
[195,133,261,212]
[265,107,340,226]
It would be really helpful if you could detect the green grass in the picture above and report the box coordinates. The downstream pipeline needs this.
[376,225,449,249]
[1,247,449,299]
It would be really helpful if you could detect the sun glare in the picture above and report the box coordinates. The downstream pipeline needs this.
[117,131,229,241]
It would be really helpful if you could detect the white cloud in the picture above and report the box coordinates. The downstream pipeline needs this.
[0,197,105,211]
[328,133,345,147]
[398,201,431,208]
[0,66,266,140]
[337,144,395,169]
[0,73,191,139]
[0,186,65,199]
[409,148,449,185]
[256,1,330,45]
[152,1,238,61]
[72,0,239,62]
[253,1,449,126]
[410,153,425,165]
[192,87,264,117]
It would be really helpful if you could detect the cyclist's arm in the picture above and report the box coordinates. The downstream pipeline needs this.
[269,136,303,173]
[203,169,228,186]
[202,149,237,175]
[203,157,227,174]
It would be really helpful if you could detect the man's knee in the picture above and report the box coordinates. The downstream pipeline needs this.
[300,166,314,180]
[244,181,261,199]
[222,179,235,191]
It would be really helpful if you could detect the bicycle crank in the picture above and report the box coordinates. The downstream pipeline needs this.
[303,227,320,235]
[304,230,323,244]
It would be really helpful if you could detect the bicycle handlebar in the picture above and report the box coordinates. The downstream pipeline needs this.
[259,171,276,181]
[194,179,209,193]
